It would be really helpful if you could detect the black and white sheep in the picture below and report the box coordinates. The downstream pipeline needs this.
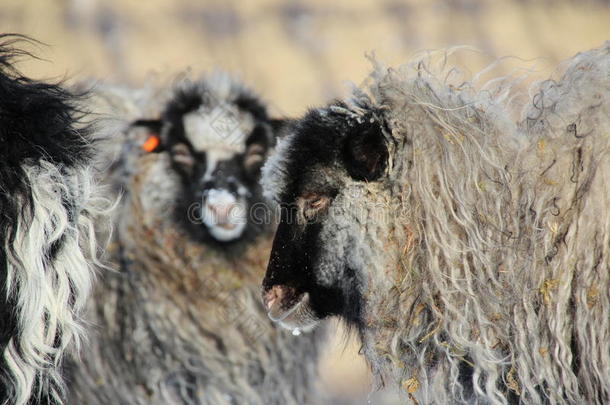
[261,44,610,404]
[68,75,324,405]
[0,36,104,405]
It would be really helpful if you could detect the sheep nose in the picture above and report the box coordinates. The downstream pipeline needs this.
[207,201,237,223]
[204,189,239,225]
[263,285,284,310]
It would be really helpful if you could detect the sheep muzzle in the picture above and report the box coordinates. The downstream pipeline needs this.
[262,285,318,332]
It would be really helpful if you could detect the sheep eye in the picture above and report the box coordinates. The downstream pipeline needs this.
[299,194,331,223]
[171,143,195,171]
[244,144,266,175]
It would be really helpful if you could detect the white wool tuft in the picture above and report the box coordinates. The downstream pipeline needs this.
[3,161,108,405]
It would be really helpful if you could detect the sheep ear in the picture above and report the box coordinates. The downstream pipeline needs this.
[269,118,293,135]
[268,118,295,143]
[343,120,388,181]
[131,119,164,153]
[131,119,163,134]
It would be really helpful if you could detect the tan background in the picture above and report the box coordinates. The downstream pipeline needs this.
[3,0,608,403]
[4,0,610,115]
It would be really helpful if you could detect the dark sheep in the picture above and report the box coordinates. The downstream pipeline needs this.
[261,44,610,404]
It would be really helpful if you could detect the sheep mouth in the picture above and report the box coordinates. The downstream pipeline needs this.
[215,222,237,230]
[262,285,319,332]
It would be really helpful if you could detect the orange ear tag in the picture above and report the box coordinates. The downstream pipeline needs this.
[142,134,160,152]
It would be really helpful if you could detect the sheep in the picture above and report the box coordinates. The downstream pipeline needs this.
[260,43,610,405]
[67,75,324,405]
[0,36,104,405]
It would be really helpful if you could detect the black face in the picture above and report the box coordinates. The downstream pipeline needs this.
[261,101,389,331]
[134,80,280,246]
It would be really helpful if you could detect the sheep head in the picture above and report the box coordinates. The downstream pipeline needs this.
[134,75,282,245]
[260,100,392,332]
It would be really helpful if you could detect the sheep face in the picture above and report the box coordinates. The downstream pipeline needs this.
[261,102,388,331]
[142,80,276,244]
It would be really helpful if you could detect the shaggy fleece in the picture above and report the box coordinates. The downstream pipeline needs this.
[259,44,610,404]
[355,44,610,404]
[67,81,324,405]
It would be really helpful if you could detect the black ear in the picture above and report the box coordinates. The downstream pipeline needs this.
[131,119,163,134]
[131,119,164,153]
[246,124,270,150]
[343,119,388,181]
[269,118,288,133]
[269,118,294,140]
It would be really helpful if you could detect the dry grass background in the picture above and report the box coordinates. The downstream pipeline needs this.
[2,0,608,403]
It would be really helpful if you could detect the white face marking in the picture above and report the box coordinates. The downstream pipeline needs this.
[182,104,257,242]
[201,188,247,242]
[182,105,254,153]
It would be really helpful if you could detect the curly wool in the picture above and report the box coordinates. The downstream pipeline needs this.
[326,44,610,404]
[2,164,106,405]
[69,153,324,405]
[68,81,324,405]
[0,36,107,405]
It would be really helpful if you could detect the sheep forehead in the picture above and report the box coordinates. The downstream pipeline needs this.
[261,108,351,203]
[202,148,240,181]
[182,105,254,154]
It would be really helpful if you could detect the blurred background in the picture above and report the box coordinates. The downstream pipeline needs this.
[3,0,608,403]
